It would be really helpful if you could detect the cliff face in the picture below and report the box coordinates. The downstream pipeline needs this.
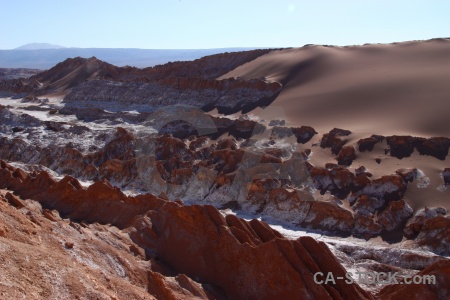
[63,77,281,114]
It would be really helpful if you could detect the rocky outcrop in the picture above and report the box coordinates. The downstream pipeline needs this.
[122,49,274,81]
[387,136,450,160]
[337,146,357,166]
[386,136,418,159]
[1,51,282,115]
[271,125,317,144]
[415,137,450,160]
[0,160,159,228]
[0,187,216,300]
[378,260,450,299]
[0,68,41,80]
[3,164,444,298]
[0,78,34,94]
[1,103,449,244]
[349,175,407,204]
[227,118,267,139]
[321,128,352,155]
[404,207,448,238]
[59,106,151,123]
[377,200,413,232]
[352,195,384,217]
[309,165,360,199]
[130,202,371,300]
[0,57,119,94]
[0,160,374,299]
[64,77,282,115]
[357,135,384,152]
[415,216,450,255]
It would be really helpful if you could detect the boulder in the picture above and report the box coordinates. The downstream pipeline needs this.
[377,200,413,232]
[291,126,317,143]
[321,128,352,155]
[415,137,450,160]
[337,146,357,166]
[352,195,384,216]
[404,207,447,238]
[352,213,382,239]
[349,175,407,204]
[415,216,450,255]
[386,136,420,159]
[357,135,384,152]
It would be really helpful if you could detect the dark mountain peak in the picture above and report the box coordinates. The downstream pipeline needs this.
[21,56,120,91]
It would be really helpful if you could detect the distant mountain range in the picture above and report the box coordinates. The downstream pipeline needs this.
[0,43,261,69]
[14,43,67,50]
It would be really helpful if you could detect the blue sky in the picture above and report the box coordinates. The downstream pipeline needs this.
[1,0,449,49]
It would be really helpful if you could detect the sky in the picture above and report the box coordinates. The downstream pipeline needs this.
[1,0,449,49]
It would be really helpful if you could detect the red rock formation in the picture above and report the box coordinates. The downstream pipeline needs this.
[415,216,450,255]
[404,207,448,238]
[386,136,421,159]
[5,191,25,208]
[0,159,374,299]
[358,135,384,152]
[415,137,450,160]
[349,175,407,204]
[337,145,357,166]
[309,165,357,199]
[353,213,382,239]
[0,160,162,228]
[291,126,318,143]
[358,135,450,160]
[377,200,413,232]
[130,202,372,300]
[378,260,450,299]
[302,201,355,234]
[99,159,137,184]
[0,185,214,299]
[155,135,192,161]
[321,128,352,155]
[352,195,384,216]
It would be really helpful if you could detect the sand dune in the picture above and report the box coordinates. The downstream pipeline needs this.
[220,38,450,137]
[219,39,450,212]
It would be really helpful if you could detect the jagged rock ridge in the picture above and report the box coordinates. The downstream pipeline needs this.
[0,50,283,115]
